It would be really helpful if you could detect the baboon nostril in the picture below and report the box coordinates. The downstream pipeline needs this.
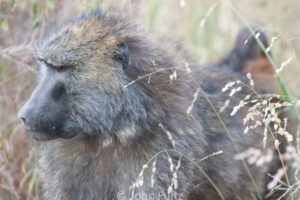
[18,109,28,125]
[19,116,29,127]
[20,117,26,124]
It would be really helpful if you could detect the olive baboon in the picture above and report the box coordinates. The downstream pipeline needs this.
[18,10,284,200]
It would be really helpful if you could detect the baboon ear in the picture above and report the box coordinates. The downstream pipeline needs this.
[235,27,269,58]
[114,42,131,70]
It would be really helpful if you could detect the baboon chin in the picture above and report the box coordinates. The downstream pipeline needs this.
[18,9,288,200]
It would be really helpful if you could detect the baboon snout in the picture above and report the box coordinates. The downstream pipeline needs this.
[18,79,71,140]
[18,100,34,129]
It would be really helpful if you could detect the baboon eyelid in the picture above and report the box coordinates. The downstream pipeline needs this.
[37,58,71,70]
[36,58,55,68]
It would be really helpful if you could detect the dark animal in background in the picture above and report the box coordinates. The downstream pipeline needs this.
[217,26,278,94]
[216,27,297,199]
[18,9,288,200]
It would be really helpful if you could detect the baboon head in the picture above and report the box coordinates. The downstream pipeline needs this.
[18,11,156,142]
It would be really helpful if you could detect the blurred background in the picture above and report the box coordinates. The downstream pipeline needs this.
[0,0,299,199]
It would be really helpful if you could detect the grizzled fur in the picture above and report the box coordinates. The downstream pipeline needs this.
[18,10,283,200]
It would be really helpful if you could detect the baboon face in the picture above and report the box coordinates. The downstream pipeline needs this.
[18,14,138,141]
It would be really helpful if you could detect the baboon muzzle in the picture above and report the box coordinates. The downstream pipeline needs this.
[18,75,74,140]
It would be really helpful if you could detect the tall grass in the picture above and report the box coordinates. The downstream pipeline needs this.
[0,0,299,199]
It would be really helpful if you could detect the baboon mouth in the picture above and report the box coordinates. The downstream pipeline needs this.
[25,128,77,141]
[25,129,59,141]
